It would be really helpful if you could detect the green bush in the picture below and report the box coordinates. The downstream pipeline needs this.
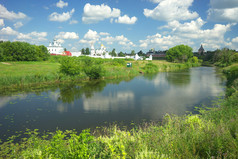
[142,62,158,73]
[110,59,126,66]
[84,65,105,79]
[59,57,83,76]
[0,41,50,61]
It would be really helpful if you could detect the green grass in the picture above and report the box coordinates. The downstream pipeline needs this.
[0,59,201,91]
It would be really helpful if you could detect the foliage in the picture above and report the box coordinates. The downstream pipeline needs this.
[109,48,117,57]
[81,48,85,55]
[142,62,158,73]
[138,50,145,56]
[166,44,193,63]
[213,48,237,67]
[110,59,126,66]
[223,64,238,96]
[131,50,135,56]
[59,57,83,76]
[84,65,105,79]
[0,41,50,61]
[118,52,125,57]
[85,48,90,55]
[188,56,199,63]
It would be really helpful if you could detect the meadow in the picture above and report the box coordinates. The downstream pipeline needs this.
[0,57,200,92]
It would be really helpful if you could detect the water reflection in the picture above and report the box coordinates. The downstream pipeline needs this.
[165,70,191,87]
[0,67,225,141]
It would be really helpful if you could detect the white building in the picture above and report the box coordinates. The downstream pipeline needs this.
[90,44,108,56]
[47,39,64,55]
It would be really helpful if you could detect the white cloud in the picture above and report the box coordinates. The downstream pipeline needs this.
[232,37,238,43]
[210,0,238,9]
[56,0,68,8]
[55,32,79,39]
[14,22,23,29]
[163,17,205,33]
[0,19,4,27]
[140,17,235,50]
[208,8,238,22]
[69,20,78,24]
[56,39,65,44]
[16,31,48,43]
[0,26,18,35]
[17,31,47,39]
[49,8,75,22]
[208,0,238,22]
[82,3,121,24]
[101,35,136,48]
[144,0,198,21]
[99,32,110,36]
[0,4,27,20]
[115,15,137,24]
[84,29,99,40]
[149,0,164,3]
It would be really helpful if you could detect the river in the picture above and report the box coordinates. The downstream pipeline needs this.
[0,67,225,140]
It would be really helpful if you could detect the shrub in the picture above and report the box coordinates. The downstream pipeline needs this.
[142,62,158,73]
[84,65,105,79]
[59,57,83,76]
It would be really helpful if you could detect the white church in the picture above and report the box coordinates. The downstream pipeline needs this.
[47,39,64,55]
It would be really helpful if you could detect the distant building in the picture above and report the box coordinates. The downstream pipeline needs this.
[198,44,205,55]
[90,43,108,56]
[47,39,64,55]
[63,51,72,56]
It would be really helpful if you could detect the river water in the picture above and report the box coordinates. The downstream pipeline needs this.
[0,67,225,140]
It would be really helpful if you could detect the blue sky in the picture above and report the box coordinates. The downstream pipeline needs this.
[0,0,238,53]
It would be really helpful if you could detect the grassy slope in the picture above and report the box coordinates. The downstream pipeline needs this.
[0,64,237,158]
[0,60,199,90]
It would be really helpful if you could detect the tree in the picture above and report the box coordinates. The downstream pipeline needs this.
[109,48,117,57]
[85,48,90,55]
[118,51,125,57]
[212,48,237,67]
[166,45,193,63]
[138,50,144,56]
[81,48,85,55]
[131,50,135,56]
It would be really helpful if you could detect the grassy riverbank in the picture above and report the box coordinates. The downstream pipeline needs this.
[0,64,237,158]
[0,58,200,92]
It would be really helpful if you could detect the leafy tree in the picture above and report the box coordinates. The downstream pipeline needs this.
[131,50,135,56]
[166,45,193,63]
[109,48,117,57]
[138,50,144,56]
[85,48,90,55]
[81,48,85,55]
[212,48,237,67]
[118,51,125,57]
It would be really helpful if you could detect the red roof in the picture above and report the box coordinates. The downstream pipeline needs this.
[64,51,72,56]
[51,51,72,56]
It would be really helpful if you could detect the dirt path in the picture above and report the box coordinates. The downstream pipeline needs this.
[1,62,11,65]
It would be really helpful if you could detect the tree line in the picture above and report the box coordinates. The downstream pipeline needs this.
[0,41,50,61]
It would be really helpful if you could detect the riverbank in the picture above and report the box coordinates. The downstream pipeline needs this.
[0,59,200,93]
[0,64,237,158]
